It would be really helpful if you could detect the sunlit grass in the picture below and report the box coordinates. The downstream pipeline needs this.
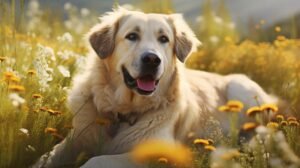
[0,0,300,167]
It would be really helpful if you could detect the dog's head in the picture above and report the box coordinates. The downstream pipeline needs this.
[88,7,200,96]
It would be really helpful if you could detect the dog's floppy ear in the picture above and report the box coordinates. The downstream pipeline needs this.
[88,7,126,59]
[169,14,201,62]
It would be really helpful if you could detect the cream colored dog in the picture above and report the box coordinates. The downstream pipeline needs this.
[34,7,280,168]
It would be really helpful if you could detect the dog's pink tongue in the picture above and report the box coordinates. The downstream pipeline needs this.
[137,79,155,91]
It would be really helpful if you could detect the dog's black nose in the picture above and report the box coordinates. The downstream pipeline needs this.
[141,52,161,68]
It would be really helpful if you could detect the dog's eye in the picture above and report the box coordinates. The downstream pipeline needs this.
[158,35,169,43]
[125,33,139,41]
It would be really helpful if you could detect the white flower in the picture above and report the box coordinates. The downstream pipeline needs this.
[57,32,73,43]
[214,16,223,24]
[34,44,55,91]
[9,93,25,107]
[80,8,90,17]
[19,128,29,136]
[58,65,71,78]
[64,2,72,11]
[209,36,220,44]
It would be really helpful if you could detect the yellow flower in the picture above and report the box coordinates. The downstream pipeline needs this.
[276,115,284,122]
[267,122,279,129]
[95,117,111,126]
[27,70,36,75]
[0,56,7,62]
[227,100,244,110]
[8,85,25,92]
[218,105,230,112]
[32,94,43,99]
[221,149,240,160]
[157,157,168,164]
[275,26,281,32]
[44,127,57,134]
[287,116,297,122]
[260,104,278,113]
[131,139,192,167]
[10,76,21,83]
[242,122,257,131]
[193,138,209,146]
[204,145,216,151]
[260,20,265,25]
[288,120,299,126]
[280,121,288,126]
[219,100,244,113]
[246,106,262,117]
[4,72,15,80]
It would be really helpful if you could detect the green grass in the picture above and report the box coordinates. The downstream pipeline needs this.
[0,0,300,167]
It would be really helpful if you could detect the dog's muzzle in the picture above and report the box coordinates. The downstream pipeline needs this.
[122,65,159,95]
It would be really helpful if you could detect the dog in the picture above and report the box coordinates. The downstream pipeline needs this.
[33,7,281,168]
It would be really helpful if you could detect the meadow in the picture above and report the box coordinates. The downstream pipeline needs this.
[0,0,300,167]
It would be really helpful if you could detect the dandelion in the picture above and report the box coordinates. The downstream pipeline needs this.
[0,56,7,62]
[131,139,192,167]
[9,93,25,107]
[27,69,36,75]
[242,122,257,131]
[95,117,111,126]
[9,85,25,92]
[276,114,284,122]
[275,26,281,32]
[193,138,209,146]
[44,127,57,134]
[246,106,262,117]
[4,71,15,80]
[267,122,279,129]
[32,93,42,99]
[218,105,230,112]
[204,145,216,151]
[227,100,244,112]
[10,76,21,83]
[157,157,168,164]
[280,121,288,126]
[288,120,299,126]
[260,104,278,113]
[287,116,297,122]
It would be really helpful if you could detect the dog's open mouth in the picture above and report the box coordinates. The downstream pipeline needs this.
[122,66,159,95]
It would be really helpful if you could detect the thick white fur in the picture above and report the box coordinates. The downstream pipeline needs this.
[33,7,279,168]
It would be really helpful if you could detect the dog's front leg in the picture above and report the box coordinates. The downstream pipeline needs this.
[33,98,104,168]
[81,153,146,168]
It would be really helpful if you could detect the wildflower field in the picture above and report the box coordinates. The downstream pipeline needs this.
[0,0,300,167]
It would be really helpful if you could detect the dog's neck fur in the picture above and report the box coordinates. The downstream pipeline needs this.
[90,55,180,117]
